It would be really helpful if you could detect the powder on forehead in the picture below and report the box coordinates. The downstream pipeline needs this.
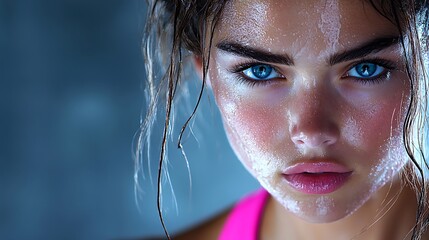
[317,0,341,51]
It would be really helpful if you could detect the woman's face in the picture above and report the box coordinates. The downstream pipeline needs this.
[205,0,411,223]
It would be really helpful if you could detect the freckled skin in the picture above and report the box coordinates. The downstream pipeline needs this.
[195,0,420,239]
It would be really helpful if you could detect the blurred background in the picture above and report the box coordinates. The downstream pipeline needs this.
[0,0,259,239]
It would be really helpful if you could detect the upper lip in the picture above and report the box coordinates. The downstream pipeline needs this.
[283,158,352,175]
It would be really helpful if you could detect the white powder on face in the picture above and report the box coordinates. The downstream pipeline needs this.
[343,117,363,147]
[299,74,318,90]
[279,196,301,214]
[275,128,287,142]
[224,102,237,115]
[263,182,302,214]
[369,133,408,192]
[316,196,334,216]
[371,106,409,189]
[220,102,285,180]
[244,135,284,179]
[338,133,409,220]
[267,182,336,219]
[317,0,341,51]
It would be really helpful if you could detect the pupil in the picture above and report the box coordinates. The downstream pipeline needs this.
[358,63,376,77]
[252,65,272,79]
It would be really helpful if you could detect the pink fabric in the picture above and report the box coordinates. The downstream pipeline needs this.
[218,189,270,240]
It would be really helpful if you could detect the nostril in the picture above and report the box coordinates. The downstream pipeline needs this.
[289,118,340,148]
[291,134,306,145]
[291,132,338,148]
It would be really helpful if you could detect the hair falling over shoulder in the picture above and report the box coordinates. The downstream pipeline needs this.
[138,0,429,239]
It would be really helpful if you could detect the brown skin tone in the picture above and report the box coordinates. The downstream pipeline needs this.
[149,0,428,239]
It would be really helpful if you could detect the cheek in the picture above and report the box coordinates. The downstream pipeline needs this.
[217,92,288,175]
[222,100,284,150]
[367,102,409,182]
[347,92,408,161]
[209,70,290,177]
[347,104,392,154]
[342,85,410,197]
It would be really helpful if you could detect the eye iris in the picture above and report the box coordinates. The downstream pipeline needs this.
[251,65,272,79]
[356,63,377,77]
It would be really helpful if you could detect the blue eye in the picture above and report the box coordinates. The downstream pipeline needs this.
[347,62,385,79]
[242,64,282,80]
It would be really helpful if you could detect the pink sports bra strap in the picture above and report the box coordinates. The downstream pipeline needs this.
[218,189,270,240]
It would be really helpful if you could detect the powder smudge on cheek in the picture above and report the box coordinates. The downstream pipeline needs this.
[232,109,284,179]
[342,116,363,148]
[365,94,410,191]
[217,92,285,181]
[223,102,238,116]
[369,132,409,193]
[341,133,409,218]
[210,57,285,182]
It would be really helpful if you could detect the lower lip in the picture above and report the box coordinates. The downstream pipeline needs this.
[283,172,352,194]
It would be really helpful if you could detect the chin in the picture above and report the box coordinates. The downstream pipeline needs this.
[282,195,358,224]
[293,205,356,224]
[265,180,373,224]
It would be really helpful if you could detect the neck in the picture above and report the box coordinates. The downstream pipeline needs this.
[261,178,426,240]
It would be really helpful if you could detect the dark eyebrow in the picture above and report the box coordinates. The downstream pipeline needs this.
[217,36,400,66]
[216,41,294,65]
[328,36,400,65]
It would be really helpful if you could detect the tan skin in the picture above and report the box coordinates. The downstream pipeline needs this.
[151,0,429,239]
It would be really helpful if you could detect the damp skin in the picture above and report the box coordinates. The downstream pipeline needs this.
[202,0,412,227]
[220,0,270,47]
[317,0,341,51]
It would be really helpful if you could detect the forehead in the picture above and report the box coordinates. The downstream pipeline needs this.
[216,0,398,56]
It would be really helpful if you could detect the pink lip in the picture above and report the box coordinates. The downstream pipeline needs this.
[283,162,352,194]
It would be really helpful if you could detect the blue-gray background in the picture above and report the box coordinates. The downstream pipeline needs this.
[0,1,259,239]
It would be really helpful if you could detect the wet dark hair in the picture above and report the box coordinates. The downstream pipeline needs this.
[139,0,429,239]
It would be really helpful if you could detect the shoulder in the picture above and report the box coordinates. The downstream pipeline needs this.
[137,209,230,240]
[141,189,267,240]
[174,208,231,240]
[176,189,268,240]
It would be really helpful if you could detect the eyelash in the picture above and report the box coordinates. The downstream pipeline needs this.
[342,58,397,85]
[229,58,397,87]
[230,61,284,87]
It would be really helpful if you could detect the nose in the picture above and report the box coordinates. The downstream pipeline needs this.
[291,130,338,148]
[288,88,340,149]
